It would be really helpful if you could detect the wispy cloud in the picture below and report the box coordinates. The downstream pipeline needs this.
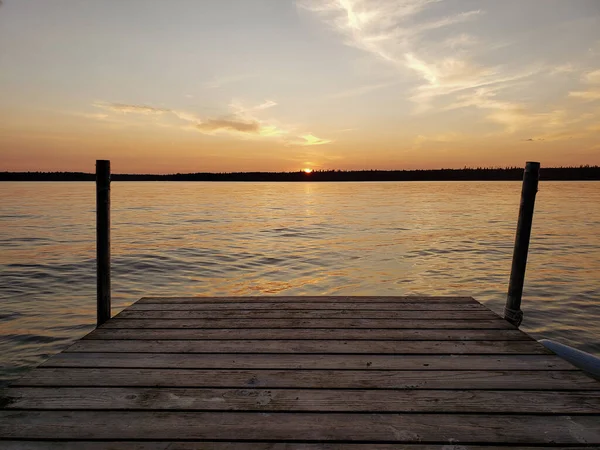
[550,63,577,75]
[286,133,333,146]
[328,80,398,98]
[197,118,261,134]
[230,99,278,114]
[444,87,597,138]
[584,69,600,84]
[93,102,170,115]
[442,33,478,49]
[91,100,331,145]
[569,68,600,101]
[300,134,332,146]
[300,0,538,112]
[569,90,600,101]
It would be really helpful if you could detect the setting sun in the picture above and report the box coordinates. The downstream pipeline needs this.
[303,168,313,174]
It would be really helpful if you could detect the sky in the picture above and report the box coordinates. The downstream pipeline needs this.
[0,0,599,173]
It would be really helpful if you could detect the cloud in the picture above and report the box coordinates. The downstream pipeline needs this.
[550,63,577,75]
[197,118,261,134]
[568,68,600,101]
[91,100,331,145]
[287,134,332,146]
[300,0,481,66]
[254,100,278,111]
[569,90,600,101]
[79,112,110,120]
[300,134,332,146]
[442,33,478,49]
[231,100,278,113]
[328,80,398,98]
[444,88,532,133]
[584,70,600,84]
[93,102,170,115]
[445,89,596,136]
[300,0,537,112]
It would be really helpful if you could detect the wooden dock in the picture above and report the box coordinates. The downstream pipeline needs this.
[2,295,600,448]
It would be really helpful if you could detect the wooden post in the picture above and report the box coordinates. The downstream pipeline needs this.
[504,161,540,327]
[96,160,111,326]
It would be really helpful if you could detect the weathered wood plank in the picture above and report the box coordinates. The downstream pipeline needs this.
[115,309,499,320]
[137,296,477,304]
[64,340,550,354]
[5,387,600,413]
[39,353,578,370]
[101,318,514,329]
[14,368,598,389]
[0,444,594,450]
[1,411,598,443]
[128,302,490,311]
[83,328,533,341]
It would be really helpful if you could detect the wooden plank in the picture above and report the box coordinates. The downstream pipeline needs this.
[14,368,599,389]
[39,353,578,370]
[137,296,477,304]
[83,328,533,341]
[0,444,594,450]
[64,340,550,354]
[101,318,514,329]
[115,309,499,320]
[1,411,598,443]
[128,302,490,311]
[5,387,600,413]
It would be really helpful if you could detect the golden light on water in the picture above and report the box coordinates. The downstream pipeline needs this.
[303,168,313,174]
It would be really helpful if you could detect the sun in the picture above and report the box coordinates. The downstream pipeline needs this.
[303,168,313,174]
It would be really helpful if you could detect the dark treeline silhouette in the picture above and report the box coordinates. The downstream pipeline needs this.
[1,166,599,182]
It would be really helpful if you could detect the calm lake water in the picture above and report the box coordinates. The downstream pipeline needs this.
[1,181,599,385]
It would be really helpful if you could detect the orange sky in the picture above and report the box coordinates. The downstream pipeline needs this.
[1,0,599,173]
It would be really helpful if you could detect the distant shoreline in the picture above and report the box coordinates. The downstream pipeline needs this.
[1,166,599,182]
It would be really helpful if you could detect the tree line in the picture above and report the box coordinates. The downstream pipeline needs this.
[1,165,599,182]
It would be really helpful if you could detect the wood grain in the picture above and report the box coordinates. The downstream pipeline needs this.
[137,296,477,304]
[101,318,515,329]
[0,443,594,450]
[84,328,531,341]
[128,302,489,311]
[115,309,499,320]
[5,387,600,413]
[1,411,598,443]
[3,295,599,446]
[41,353,576,370]
[65,339,550,354]
[14,368,599,389]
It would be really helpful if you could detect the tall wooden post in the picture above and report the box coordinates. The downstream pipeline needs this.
[504,161,540,327]
[96,160,111,326]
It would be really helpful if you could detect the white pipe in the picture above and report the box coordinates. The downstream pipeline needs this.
[539,339,600,378]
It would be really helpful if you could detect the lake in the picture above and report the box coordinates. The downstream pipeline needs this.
[1,181,599,385]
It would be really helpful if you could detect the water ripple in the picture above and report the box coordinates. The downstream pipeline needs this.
[1,181,599,386]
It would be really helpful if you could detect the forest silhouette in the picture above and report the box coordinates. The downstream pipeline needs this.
[2,165,599,182]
